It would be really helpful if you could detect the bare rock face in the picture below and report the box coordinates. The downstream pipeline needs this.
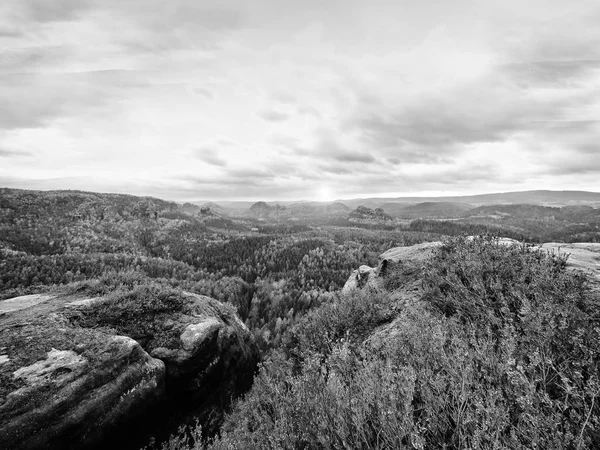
[0,294,55,315]
[342,242,443,295]
[379,242,443,271]
[539,242,600,291]
[0,314,165,450]
[0,290,259,450]
[348,205,393,223]
[139,293,260,433]
[342,265,379,294]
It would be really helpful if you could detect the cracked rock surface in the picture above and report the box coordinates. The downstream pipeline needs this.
[0,291,259,450]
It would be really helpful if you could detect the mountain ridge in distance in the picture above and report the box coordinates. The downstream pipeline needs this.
[382,202,474,219]
[3,187,600,210]
[197,190,600,213]
[336,190,600,209]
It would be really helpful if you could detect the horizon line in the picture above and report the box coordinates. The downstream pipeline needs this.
[3,186,600,204]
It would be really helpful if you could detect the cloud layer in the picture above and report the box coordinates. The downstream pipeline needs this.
[0,0,599,201]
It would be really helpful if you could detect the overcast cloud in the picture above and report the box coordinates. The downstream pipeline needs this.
[0,0,599,201]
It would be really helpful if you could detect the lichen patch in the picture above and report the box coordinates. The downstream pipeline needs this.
[13,348,87,385]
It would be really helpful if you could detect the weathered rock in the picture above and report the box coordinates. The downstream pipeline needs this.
[0,314,165,450]
[65,297,101,307]
[141,293,260,432]
[348,205,393,223]
[248,201,289,219]
[342,242,443,294]
[341,269,361,293]
[539,242,600,291]
[379,242,443,272]
[465,236,519,246]
[12,348,87,384]
[0,290,259,450]
[0,294,55,315]
[181,318,222,351]
[342,265,379,293]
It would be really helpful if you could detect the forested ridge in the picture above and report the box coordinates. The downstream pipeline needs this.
[407,203,600,243]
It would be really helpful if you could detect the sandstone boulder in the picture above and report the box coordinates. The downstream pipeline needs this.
[539,242,600,291]
[135,292,260,432]
[0,289,259,450]
[0,294,55,315]
[379,242,443,273]
[342,265,379,294]
[0,313,164,450]
[342,242,443,294]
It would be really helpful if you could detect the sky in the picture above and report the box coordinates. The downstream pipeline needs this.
[0,0,599,202]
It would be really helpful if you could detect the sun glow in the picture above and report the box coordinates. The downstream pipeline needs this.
[316,186,335,203]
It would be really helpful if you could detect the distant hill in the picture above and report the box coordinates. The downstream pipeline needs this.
[374,202,413,216]
[181,202,201,214]
[325,202,350,213]
[200,202,229,216]
[249,201,271,212]
[247,201,289,220]
[382,202,473,219]
[191,190,600,212]
[466,204,600,222]
[0,187,177,221]
[340,190,600,209]
[197,214,247,231]
[287,202,349,217]
[349,206,392,223]
[221,201,351,220]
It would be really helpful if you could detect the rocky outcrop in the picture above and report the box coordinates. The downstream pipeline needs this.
[342,242,443,295]
[343,239,600,296]
[378,241,443,272]
[348,205,392,223]
[342,265,379,294]
[181,202,201,214]
[0,313,165,450]
[539,242,600,291]
[0,290,259,450]
[137,293,260,433]
[0,294,55,315]
[248,201,289,220]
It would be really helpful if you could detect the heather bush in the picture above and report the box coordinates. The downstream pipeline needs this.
[282,289,395,363]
